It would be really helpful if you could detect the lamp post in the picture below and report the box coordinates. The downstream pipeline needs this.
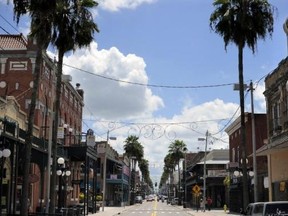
[0,137,11,215]
[249,81,258,202]
[234,160,254,197]
[63,124,74,146]
[182,148,188,208]
[129,156,137,205]
[56,157,71,212]
[102,131,116,211]
[198,130,209,212]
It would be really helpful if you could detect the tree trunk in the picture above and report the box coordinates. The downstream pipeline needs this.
[49,49,64,214]
[20,47,43,216]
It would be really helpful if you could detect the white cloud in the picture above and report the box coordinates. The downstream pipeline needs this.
[63,41,164,120]
[97,0,157,12]
[61,41,240,183]
[103,99,238,180]
[253,81,266,112]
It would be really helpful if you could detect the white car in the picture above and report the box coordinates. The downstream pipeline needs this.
[242,201,288,215]
[147,195,155,202]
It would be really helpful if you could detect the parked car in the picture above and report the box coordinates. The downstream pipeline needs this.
[147,195,155,202]
[135,196,143,204]
[241,201,288,216]
[171,198,179,205]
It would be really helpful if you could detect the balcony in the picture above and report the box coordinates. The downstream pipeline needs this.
[106,174,128,184]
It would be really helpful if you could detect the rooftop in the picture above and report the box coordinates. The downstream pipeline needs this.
[0,34,27,50]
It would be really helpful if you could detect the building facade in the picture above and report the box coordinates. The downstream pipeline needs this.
[225,113,268,212]
[184,150,229,209]
[0,34,97,215]
[261,57,288,201]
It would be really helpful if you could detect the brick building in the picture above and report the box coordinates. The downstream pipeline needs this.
[0,34,97,214]
[225,113,268,213]
[260,57,288,201]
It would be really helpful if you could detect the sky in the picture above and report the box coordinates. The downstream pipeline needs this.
[0,0,287,184]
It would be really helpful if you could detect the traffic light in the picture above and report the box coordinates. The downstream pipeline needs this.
[155,182,157,187]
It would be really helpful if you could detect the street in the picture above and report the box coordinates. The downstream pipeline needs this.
[120,201,192,216]
[92,200,241,216]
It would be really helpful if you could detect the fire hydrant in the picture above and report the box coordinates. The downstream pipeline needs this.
[224,204,227,213]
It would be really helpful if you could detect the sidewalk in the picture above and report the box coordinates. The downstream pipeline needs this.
[88,205,240,216]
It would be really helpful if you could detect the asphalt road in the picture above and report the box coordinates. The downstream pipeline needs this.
[119,200,192,216]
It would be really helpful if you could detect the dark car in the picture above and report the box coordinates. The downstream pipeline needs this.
[135,196,143,204]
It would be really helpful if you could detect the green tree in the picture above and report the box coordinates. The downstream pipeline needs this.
[124,135,144,166]
[13,0,99,214]
[13,1,55,215]
[168,140,187,200]
[49,0,99,212]
[124,135,144,203]
[210,0,274,208]
[138,158,149,182]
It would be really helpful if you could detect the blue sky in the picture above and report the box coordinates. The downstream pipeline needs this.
[0,0,287,183]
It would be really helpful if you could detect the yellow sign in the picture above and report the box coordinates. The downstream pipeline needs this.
[192,184,201,193]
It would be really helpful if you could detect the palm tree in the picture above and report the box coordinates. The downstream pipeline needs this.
[138,158,149,182]
[124,135,144,203]
[163,153,176,200]
[210,0,274,208]
[168,140,187,202]
[124,135,144,165]
[13,1,55,215]
[49,0,99,212]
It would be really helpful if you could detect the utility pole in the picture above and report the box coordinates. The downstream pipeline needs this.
[250,81,258,202]
[198,130,209,212]
[102,131,109,212]
[203,130,208,212]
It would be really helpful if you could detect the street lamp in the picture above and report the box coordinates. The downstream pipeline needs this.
[102,131,117,211]
[129,156,137,205]
[56,157,71,211]
[0,126,11,214]
[182,148,188,208]
[63,124,73,146]
[0,142,11,215]
[198,130,209,212]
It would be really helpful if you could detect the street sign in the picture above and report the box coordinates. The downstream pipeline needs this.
[192,184,201,194]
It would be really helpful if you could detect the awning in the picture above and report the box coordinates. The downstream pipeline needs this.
[256,136,288,156]
[197,160,229,165]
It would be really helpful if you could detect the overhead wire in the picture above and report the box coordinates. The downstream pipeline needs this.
[0,14,22,34]
[0,15,271,142]
[63,63,236,89]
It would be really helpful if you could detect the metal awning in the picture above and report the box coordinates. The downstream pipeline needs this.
[197,160,229,165]
[256,136,288,156]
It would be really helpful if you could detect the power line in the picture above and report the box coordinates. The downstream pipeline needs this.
[0,14,22,34]
[63,63,236,89]
[0,26,10,34]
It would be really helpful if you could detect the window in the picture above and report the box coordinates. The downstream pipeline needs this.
[70,95,73,105]
[64,87,68,98]
[44,66,50,79]
[9,61,28,70]
[272,102,281,130]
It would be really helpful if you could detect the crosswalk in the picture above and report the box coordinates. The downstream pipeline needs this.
[130,208,182,214]
[130,211,181,214]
